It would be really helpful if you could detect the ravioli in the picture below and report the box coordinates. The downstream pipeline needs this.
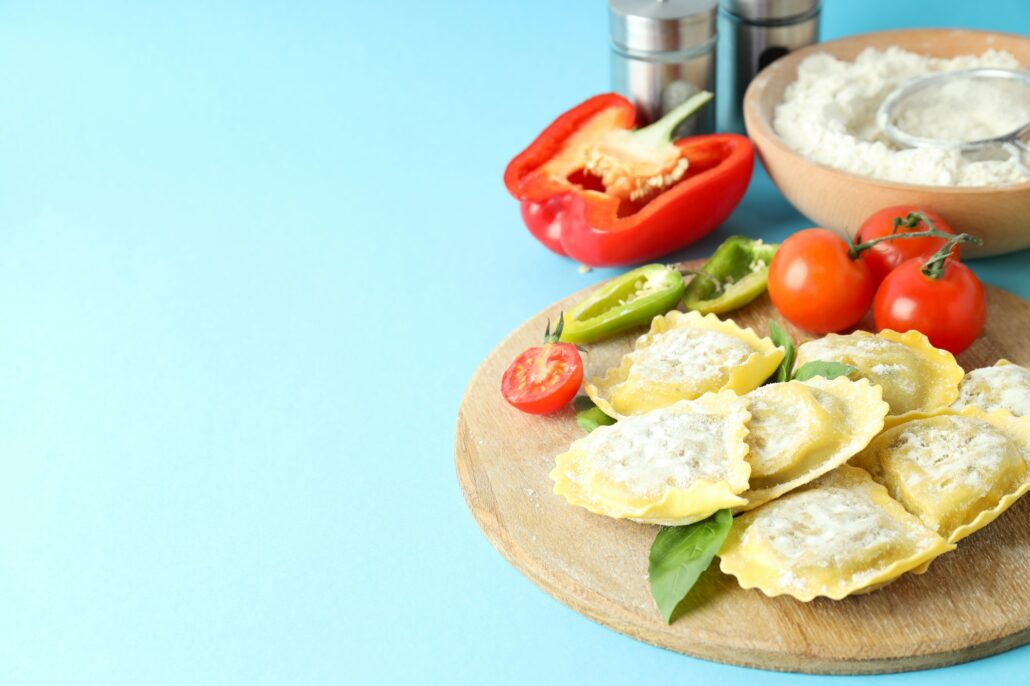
[851,408,1030,543]
[952,360,1030,417]
[585,310,783,417]
[550,391,751,525]
[794,329,962,417]
[719,465,954,601]
[738,376,889,510]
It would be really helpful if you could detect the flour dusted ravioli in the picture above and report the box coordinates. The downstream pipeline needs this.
[794,329,962,417]
[851,408,1030,543]
[738,376,888,510]
[952,360,1030,417]
[586,310,783,417]
[550,391,751,525]
[719,466,954,601]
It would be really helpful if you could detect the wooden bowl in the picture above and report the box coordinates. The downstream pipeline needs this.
[744,29,1030,257]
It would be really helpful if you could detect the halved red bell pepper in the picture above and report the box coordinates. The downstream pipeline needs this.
[504,93,754,267]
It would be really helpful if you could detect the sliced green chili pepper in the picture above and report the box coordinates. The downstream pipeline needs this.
[682,236,778,315]
[574,396,616,433]
[559,264,685,344]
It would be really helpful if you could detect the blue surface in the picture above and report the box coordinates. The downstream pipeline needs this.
[0,0,1028,683]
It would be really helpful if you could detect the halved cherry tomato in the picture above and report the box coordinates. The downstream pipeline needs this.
[767,228,876,334]
[855,207,957,285]
[501,315,584,415]
[873,255,986,355]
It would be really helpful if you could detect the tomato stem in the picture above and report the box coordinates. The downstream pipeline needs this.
[892,211,936,234]
[921,233,982,280]
[544,312,566,344]
[849,224,958,259]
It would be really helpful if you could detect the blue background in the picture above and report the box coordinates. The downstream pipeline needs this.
[0,0,1027,683]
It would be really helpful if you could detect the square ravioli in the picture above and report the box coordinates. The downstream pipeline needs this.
[585,310,783,417]
[952,360,1030,417]
[850,408,1030,543]
[738,376,888,510]
[794,329,962,417]
[550,391,751,525]
[719,466,955,601]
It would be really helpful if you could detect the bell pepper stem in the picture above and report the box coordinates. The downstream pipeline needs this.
[633,91,714,147]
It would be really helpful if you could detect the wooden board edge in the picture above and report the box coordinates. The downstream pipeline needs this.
[456,405,1030,673]
[453,269,1030,674]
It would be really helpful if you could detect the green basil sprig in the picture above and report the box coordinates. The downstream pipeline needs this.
[767,321,795,384]
[793,360,858,381]
[648,509,732,623]
[765,321,858,383]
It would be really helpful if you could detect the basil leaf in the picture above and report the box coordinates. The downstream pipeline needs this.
[574,396,616,433]
[793,360,858,382]
[648,509,732,624]
[767,320,795,384]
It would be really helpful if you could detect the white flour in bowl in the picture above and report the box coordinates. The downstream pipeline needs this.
[893,75,1030,142]
[773,47,1030,187]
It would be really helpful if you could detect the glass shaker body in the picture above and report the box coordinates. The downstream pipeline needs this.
[611,46,716,137]
[719,0,820,133]
[609,0,718,136]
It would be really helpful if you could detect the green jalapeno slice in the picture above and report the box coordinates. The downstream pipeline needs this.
[559,264,685,344]
[682,237,778,315]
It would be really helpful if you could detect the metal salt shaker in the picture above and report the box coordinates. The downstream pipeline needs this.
[609,0,718,137]
[718,0,820,133]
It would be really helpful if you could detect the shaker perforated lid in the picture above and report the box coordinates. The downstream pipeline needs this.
[609,0,718,54]
[720,0,820,22]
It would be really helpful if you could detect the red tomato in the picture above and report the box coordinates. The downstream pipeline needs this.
[768,228,876,334]
[501,341,583,414]
[873,258,986,355]
[855,207,956,284]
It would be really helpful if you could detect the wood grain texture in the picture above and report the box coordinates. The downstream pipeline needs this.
[455,261,1030,674]
[743,29,1030,258]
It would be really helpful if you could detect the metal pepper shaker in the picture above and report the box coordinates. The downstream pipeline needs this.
[718,0,820,133]
[609,0,718,137]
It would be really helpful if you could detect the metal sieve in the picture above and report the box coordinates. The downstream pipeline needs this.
[877,68,1030,175]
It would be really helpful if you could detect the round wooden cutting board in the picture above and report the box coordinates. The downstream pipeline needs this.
[455,260,1030,675]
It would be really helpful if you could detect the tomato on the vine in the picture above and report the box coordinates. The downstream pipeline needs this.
[501,314,584,414]
[767,228,876,334]
[855,207,957,284]
[873,254,986,355]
